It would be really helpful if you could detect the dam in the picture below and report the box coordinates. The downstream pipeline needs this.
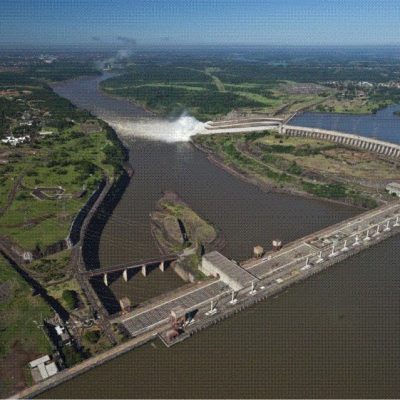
[112,200,400,343]
[203,116,400,158]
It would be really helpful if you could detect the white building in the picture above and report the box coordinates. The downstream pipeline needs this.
[201,251,257,291]
[386,182,400,197]
[1,135,30,146]
[29,354,59,383]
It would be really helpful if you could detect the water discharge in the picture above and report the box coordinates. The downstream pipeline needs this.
[108,113,205,142]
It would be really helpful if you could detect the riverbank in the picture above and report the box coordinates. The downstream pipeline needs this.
[10,326,165,400]
[191,130,394,209]
[0,69,137,396]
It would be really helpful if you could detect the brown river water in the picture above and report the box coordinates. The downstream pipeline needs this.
[44,75,400,398]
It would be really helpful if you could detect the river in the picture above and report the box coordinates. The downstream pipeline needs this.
[44,75,400,398]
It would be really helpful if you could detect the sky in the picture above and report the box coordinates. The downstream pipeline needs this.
[1,0,400,47]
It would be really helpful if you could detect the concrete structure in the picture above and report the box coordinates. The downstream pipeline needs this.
[29,355,50,368]
[253,245,264,258]
[114,200,400,339]
[203,117,282,134]
[281,124,400,159]
[200,251,257,291]
[119,297,131,313]
[117,280,228,337]
[45,362,59,377]
[82,254,178,286]
[203,117,400,160]
[29,355,58,383]
[386,182,400,196]
[83,255,177,286]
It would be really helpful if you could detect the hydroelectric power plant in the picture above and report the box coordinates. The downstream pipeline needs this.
[29,74,400,399]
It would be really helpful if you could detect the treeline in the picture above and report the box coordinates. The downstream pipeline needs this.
[103,125,128,173]
[106,85,265,120]
[27,60,100,82]
[104,63,212,87]
[215,62,400,84]
[302,181,377,208]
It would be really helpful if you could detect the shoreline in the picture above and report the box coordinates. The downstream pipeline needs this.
[190,139,366,211]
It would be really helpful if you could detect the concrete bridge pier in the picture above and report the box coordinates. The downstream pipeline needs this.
[159,261,165,272]
[141,265,147,277]
[123,269,128,282]
[103,273,108,286]
[205,299,218,316]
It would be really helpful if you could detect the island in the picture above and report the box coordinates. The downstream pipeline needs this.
[150,191,224,281]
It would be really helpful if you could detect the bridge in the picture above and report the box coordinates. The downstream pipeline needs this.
[82,254,178,286]
[113,200,400,341]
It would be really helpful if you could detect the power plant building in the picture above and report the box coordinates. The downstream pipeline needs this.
[200,251,257,291]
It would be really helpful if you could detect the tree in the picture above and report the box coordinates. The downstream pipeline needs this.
[62,289,78,310]
[61,345,83,367]
[84,330,100,344]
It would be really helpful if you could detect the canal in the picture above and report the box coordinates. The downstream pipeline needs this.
[45,76,400,398]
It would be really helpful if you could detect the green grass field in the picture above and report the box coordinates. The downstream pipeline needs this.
[0,125,121,250]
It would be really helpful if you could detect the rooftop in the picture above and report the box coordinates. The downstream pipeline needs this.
[202,251,257,289]
[386,182,400,190]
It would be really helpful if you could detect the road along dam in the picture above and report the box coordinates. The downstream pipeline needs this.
[111,200,400,345]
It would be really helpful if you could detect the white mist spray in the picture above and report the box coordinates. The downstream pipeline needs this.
[108,113,206,143]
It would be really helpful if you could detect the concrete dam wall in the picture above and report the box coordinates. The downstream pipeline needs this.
[281,124,400,158]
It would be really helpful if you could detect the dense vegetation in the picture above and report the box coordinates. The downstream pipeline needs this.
[101,63,268,120]
[101,51,400,120]
[0,77,125,251]
[27,61,100,82]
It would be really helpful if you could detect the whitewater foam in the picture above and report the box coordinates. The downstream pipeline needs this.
[108,114,205,143]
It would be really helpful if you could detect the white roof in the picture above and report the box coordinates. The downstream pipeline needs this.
[55,325,64,335]
[386,182,400,190]
[45,362,59,376]
[203,251,256,289]
[29,355,50,368]
[37,363,49,379]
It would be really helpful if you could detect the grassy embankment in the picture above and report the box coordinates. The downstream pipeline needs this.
[193,131,399,208]
[0,255,53,398]
[151,192,218,279]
